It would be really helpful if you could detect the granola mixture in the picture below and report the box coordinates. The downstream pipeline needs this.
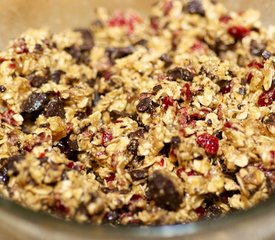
[0,0,274,225]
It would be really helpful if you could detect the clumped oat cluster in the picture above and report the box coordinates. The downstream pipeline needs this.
[0,0,274,225]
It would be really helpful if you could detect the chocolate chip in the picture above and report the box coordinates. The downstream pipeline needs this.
[27,70,50,88]
[1,154,25,181]
[74,28,94,51]
[56,136,79,161]
[238,87,247,95]
[43,97,65,118]
[133,39,148,47]
[21,92,49,113]
[130,169,148,181]
[213,130,223,140]
[186,0,205,16]
[105,46,134,63]
[263,113,275,125]
[0,164,8,184]
[171,136,181,148]
[136,97,152,113]
[51,70,65,84]
[206,119,213,126]
[167,67,194,81]
[110,110,129,122]
[104,210,120,224]
[127,129,145,139]
[65,45,90,65]
[217,80,232,94]
[262,50,272,60]
[0,85,6,93]
[148,170,183,211]
[250,40,266,56]
[152,85,162,95]
[34,43,43,53]
[127,139,139,155]
[160,53,172,68]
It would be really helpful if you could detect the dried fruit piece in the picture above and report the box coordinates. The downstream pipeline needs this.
[56,136,79,161]
[197,133,219,155]
[148,170,183,211]
[228,26,250,40]
[43,97,65,118]
[21,92,49,113]
[162,96,174,111]
[0,85,6,92]
[219,15,232,23]
[258,87,275,107]
[136,97,158,114]
[51,70,65,84]
[167,67,194,81]
[101,130,113,146]
[27,70,50,88]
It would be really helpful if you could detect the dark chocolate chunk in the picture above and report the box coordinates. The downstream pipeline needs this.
[148,170,183,211]
[127,139,139,155]
[51,70,65,84]
[186,0,205,16]
[21,92,49,113]
[136,97,158,114]
[171,136,181,148]
[127,129,145,139]
[160,53,172,68]
[152,85,162,95]
[27,70,50,88]
[34,43,43,53]
[56,136,79,161]
[110,110,129,122]
[217,80,232,94]
[74,28,94,51]
[262,50,272,60]
[263,113,275,125]
[104,210,120,224]
[249,40,266,56]
[0,85,6,93]
[43,97,65,118]
[213,130,223,140]
[105,46,134,63]
[167,67,194,81]
[133,39,148,47]
[0,164,8,184]
[238,87,247,95]
[129,169,148,181]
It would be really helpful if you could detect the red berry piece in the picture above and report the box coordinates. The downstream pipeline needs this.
[228,26,250,40]
[105,173,115,183]
[197,133,219,155]
[219,15,232,23]
[162,96,174,111]
[248,60,264,69]
[258,87,275,107]
[101,130,113,145]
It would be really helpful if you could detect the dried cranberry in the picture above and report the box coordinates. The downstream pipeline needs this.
[181,83,192,102]
[246,72,254,84]
[190,41,204,52]
[217,80,232,94]
[0,109,17,126]
[195,206,205,218]
[101,130,113,145]
[176,167,185,177]
[219,15,232,23]
[197,133,219,155]
[52,199,69,216]
[13,38,29,54]
[148,170,183,211]
[105,173,115,183]
[162,96,174,111]
[163,0,173,15]
[258,87,275,107]
[248,60,264,69]
[9,63,16,69]
[158,158,165,167]
[150,16,159,32]
[228,26,250,40]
